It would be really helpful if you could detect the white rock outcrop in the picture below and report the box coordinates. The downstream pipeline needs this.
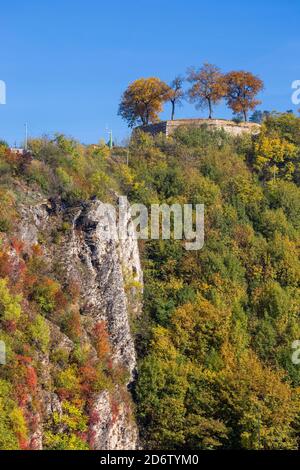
[17,196,142,450]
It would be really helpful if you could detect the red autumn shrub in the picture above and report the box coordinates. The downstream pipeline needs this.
[11,238,24,255]
[26,366,38,392]
[80,363,97,395]
[89,409,100,426]
[0,250,12,277]
[93,321,111,361]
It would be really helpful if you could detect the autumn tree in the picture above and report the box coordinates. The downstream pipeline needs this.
[224,71,264,121]
[118,77,170,127]
[254,128,298,180]
[168,76,184,120]
[187,63,226,119]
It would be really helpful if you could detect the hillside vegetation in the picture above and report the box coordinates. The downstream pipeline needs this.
[128,114,300,449]
[0,113,300,449]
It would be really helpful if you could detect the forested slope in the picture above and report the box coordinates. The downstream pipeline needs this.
[129,114,300,450]
[0,113,300,449]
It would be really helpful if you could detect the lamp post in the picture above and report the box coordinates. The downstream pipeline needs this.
[106,128,113,149]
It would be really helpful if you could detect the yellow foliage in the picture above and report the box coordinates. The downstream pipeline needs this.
[254,128,298,179]
[10,407,27,442]
[118,77,171,127]
[0,279,22,323]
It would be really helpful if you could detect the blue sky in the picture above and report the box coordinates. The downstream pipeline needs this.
[0,0,299,145]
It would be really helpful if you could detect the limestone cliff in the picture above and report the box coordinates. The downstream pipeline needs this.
[13,192,143,450]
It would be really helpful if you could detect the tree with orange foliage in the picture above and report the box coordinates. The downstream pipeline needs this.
[118,77,170,127]
[223,71,264,121]
[187,63,227,119]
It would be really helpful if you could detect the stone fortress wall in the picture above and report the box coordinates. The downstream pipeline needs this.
[136,118,261,137]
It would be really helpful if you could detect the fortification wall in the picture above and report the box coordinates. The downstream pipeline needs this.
[136,118,260,137]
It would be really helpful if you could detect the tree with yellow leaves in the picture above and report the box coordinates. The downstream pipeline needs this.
[254,127,298,180]
[217,346,300,449]
[118,77,171,127]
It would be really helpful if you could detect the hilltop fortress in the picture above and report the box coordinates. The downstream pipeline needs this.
[136,118,261,137]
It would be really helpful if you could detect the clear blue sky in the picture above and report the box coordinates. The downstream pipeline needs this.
[0,0,299,146]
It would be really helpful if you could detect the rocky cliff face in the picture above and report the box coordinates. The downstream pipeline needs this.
[15,193,143,450]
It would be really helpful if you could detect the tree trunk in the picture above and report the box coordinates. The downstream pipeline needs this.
[243,109,247,122]
[171,101,175,121]
[145,106,149,125]
[208,99,212,119]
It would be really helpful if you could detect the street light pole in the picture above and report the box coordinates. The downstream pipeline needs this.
[106,129,113,149]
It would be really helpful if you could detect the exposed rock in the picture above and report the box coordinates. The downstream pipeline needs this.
[16,195,142,450]
[29,413,43,450]
[48,321,74,354]
[89,390,138,450]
